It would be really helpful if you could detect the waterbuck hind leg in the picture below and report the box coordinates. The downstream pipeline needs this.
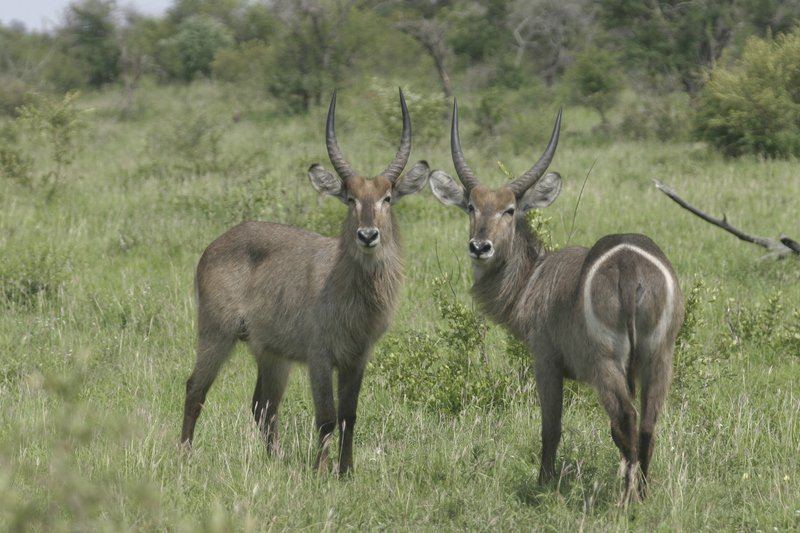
[594,367,639,500]
[181,333,236,447]
[251,357,292,452]
[336,363,366,476]
[309,356,337,473]
[637,351,673,498]
[535,359,564,484]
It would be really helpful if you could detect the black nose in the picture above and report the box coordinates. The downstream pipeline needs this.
[469,240,493,257]
[357,228,379,246]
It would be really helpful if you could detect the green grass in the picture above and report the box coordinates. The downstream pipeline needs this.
[1,81,799,532]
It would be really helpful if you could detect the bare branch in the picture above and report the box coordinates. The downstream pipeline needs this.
[395,18,452,96]
[653,180,797,259]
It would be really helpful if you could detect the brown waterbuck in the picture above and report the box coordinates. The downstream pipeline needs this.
[181,89,430,474]
[429,101,684,499]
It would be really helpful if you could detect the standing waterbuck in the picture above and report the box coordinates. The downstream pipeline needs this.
[181,89,430,474]
[429,101,684,498]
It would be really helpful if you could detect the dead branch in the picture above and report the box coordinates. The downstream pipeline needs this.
[653,180,797,260]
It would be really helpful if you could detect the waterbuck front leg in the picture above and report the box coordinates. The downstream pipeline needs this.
[336,359,367,476]
[535,356,564,484]
[251,356,292,452]
[309,354,337,473]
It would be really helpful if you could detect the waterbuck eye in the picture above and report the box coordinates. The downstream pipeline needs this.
[505,208,515,217]
[383,195,391,204]
[347,197,355,205]
[467,204,475,213]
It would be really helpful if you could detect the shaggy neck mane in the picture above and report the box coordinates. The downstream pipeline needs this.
[471,217,543,328]
[333,213,404,317]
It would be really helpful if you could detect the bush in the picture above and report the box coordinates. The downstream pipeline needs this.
[211,39,270,83]
[694,29,800,158]
[369,78,448,147]
[0,79,30,117]
[146,109,226,174]
[374,277,533,415]
[156,15,234,81]
[0,241,67,308]
[17,91,88,196]
[565,47,622,127]
[619,91,692,142]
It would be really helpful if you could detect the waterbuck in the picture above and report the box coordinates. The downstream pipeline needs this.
[181,89,430,474]
[429,101,684,498]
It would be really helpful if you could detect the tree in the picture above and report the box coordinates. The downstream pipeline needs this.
[61,0,121,87]
[448,0,513,62]
[509,0,594,87]
[694,29,800,158]
[156,14,234,81]
[566,46,622,128]
[597,0,741,96]
[265,0,359,113]
[395,18,453,96]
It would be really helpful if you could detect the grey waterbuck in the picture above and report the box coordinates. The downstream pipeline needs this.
[181,89,430,474]
[429,101,684,498]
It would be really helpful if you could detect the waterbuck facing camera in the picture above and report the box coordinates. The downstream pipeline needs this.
[181,89,430,474]
[429,101,684,500]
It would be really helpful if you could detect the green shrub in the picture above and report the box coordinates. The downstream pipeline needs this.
[619,91,692,142]
[0,241,67,308]
[211,39,270,83]
[17,91,88,196]
[673,275,725,391]
[156,15,234,81]
[0,135,34,188]
[0,78,30,117]
[146,109,226,174]
[369,78,448,147]
[694,29,800,157]
[565,47,622,128]
[374,277,533,415]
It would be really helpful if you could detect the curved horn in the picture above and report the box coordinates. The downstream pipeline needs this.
[450,98,482,191]
[506,106,562,198]
[326,89,358,181]
[380,87,412,182]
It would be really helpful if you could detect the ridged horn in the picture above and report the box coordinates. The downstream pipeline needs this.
[450,98,481,191]
[380,88,412,183]
[326,89,358,181]
[506,106,562,198]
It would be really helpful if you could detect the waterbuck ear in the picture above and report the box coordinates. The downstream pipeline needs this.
[308,164,347,204]
[430,170,469,213]
[518,172,562,214]
[392,160,430,204]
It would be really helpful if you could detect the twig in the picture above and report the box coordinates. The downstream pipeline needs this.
[565,159,595,247]
[653,180,797,259]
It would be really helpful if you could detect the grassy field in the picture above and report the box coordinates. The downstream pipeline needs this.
[1,80,799,532]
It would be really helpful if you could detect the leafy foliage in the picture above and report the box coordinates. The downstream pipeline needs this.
[369,78,448,146]
[62,0,121,88]
[597,0,739,95]
[156,15,235,81]
[565,47,622,127]
[619,91,692,142]
[694,29,800,158]
[0,240,67,308]
[375,277,533,415]
[17,91,88,195]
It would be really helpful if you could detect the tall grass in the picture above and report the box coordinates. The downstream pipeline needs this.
[1,81,798,531]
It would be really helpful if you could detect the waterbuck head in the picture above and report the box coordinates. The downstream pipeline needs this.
[308,89,429,259]
[430,100,562,269]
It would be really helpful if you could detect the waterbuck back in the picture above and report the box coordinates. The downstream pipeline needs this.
[181,89,430,475]
[429,101,684,500]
